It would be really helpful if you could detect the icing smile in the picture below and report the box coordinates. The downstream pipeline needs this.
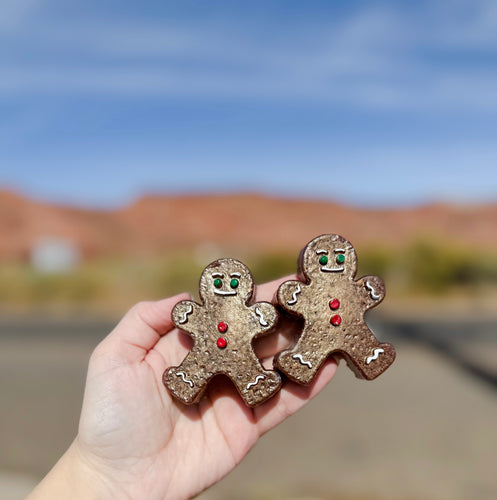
[320,265,344,272]
[214,290,237,296]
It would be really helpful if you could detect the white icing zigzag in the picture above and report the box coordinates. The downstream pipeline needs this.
[365,281,381,300]
[176,371,194,387]
[178,304,193,324]
[292,353,312,368]
[255,307,269,326]
[246,375,265,390]
[365,348,384,365]
[287,284,301,305]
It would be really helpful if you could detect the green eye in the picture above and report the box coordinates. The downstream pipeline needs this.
[230,278,239,289]
[214,278,222,288]
[319,255,328,265]
[336,254,345,264]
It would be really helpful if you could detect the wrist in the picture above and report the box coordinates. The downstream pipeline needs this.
[27,439,119,500]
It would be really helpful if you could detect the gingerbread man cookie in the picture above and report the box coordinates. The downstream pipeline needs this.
[275,234,395,383]
[164,258,282,407]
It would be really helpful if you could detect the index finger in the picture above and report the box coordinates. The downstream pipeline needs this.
[253,275,299,358]
[254,274,297,302]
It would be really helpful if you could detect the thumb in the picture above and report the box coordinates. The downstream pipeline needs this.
[99,293,190,364]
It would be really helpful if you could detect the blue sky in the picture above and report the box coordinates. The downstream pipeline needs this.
[1,0,497,208]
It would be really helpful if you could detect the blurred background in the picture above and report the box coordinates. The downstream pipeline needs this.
[1,1,496,499]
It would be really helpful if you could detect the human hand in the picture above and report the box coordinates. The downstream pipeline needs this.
[29,276,337,500]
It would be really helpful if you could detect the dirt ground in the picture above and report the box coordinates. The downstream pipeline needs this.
[1,317,496,500]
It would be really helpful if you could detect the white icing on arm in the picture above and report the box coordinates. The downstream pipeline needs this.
[287,283,301,305]
[255,307,269,326]
[178,304,193,324]
[365,281,381,300]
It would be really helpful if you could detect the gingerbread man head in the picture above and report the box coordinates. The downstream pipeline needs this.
[299,234,358,282]
[199,258,254,304]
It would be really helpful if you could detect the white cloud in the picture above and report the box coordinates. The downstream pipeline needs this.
[0,0,496,113]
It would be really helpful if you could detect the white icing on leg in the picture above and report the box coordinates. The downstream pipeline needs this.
[365,348,384,364]
[365,281,381,300]
[246,375,265,390]
[292,353,312,368]
[287,284,301,305]
[255,307,269,326]
[176,371,194,387]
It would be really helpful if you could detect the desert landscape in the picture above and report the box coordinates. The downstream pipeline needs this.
[1,189,496,314]
[2,189,497,260]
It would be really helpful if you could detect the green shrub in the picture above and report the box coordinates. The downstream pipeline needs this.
[356,246,394,278]
[249,253,296,284]
[403,239,497,293]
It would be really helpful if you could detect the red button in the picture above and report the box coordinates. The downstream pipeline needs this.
[217,337,227,348]
[218,322,228,333]
[329,299,340,310]
[331,315,342,326]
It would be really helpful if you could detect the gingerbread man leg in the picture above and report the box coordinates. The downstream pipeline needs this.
[230,350,282,406]
[338,326,396,380]
[164,350,214,404]
[275,326,333,385]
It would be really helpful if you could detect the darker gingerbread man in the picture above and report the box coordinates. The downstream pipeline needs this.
[275,234,395,383]
[164,258,282,407]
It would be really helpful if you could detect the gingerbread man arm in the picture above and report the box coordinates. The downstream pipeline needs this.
[277,280,308,315]
[356,275,386,310]
[171,300,203,338]
[249,301,278,337]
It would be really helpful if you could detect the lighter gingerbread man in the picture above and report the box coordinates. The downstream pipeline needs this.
[275,234,395,383]
[164,258,282,407]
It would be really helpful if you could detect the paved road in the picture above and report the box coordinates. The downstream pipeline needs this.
[0,316,496,500]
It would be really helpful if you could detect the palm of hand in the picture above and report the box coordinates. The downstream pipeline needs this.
[76,279,337,500]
